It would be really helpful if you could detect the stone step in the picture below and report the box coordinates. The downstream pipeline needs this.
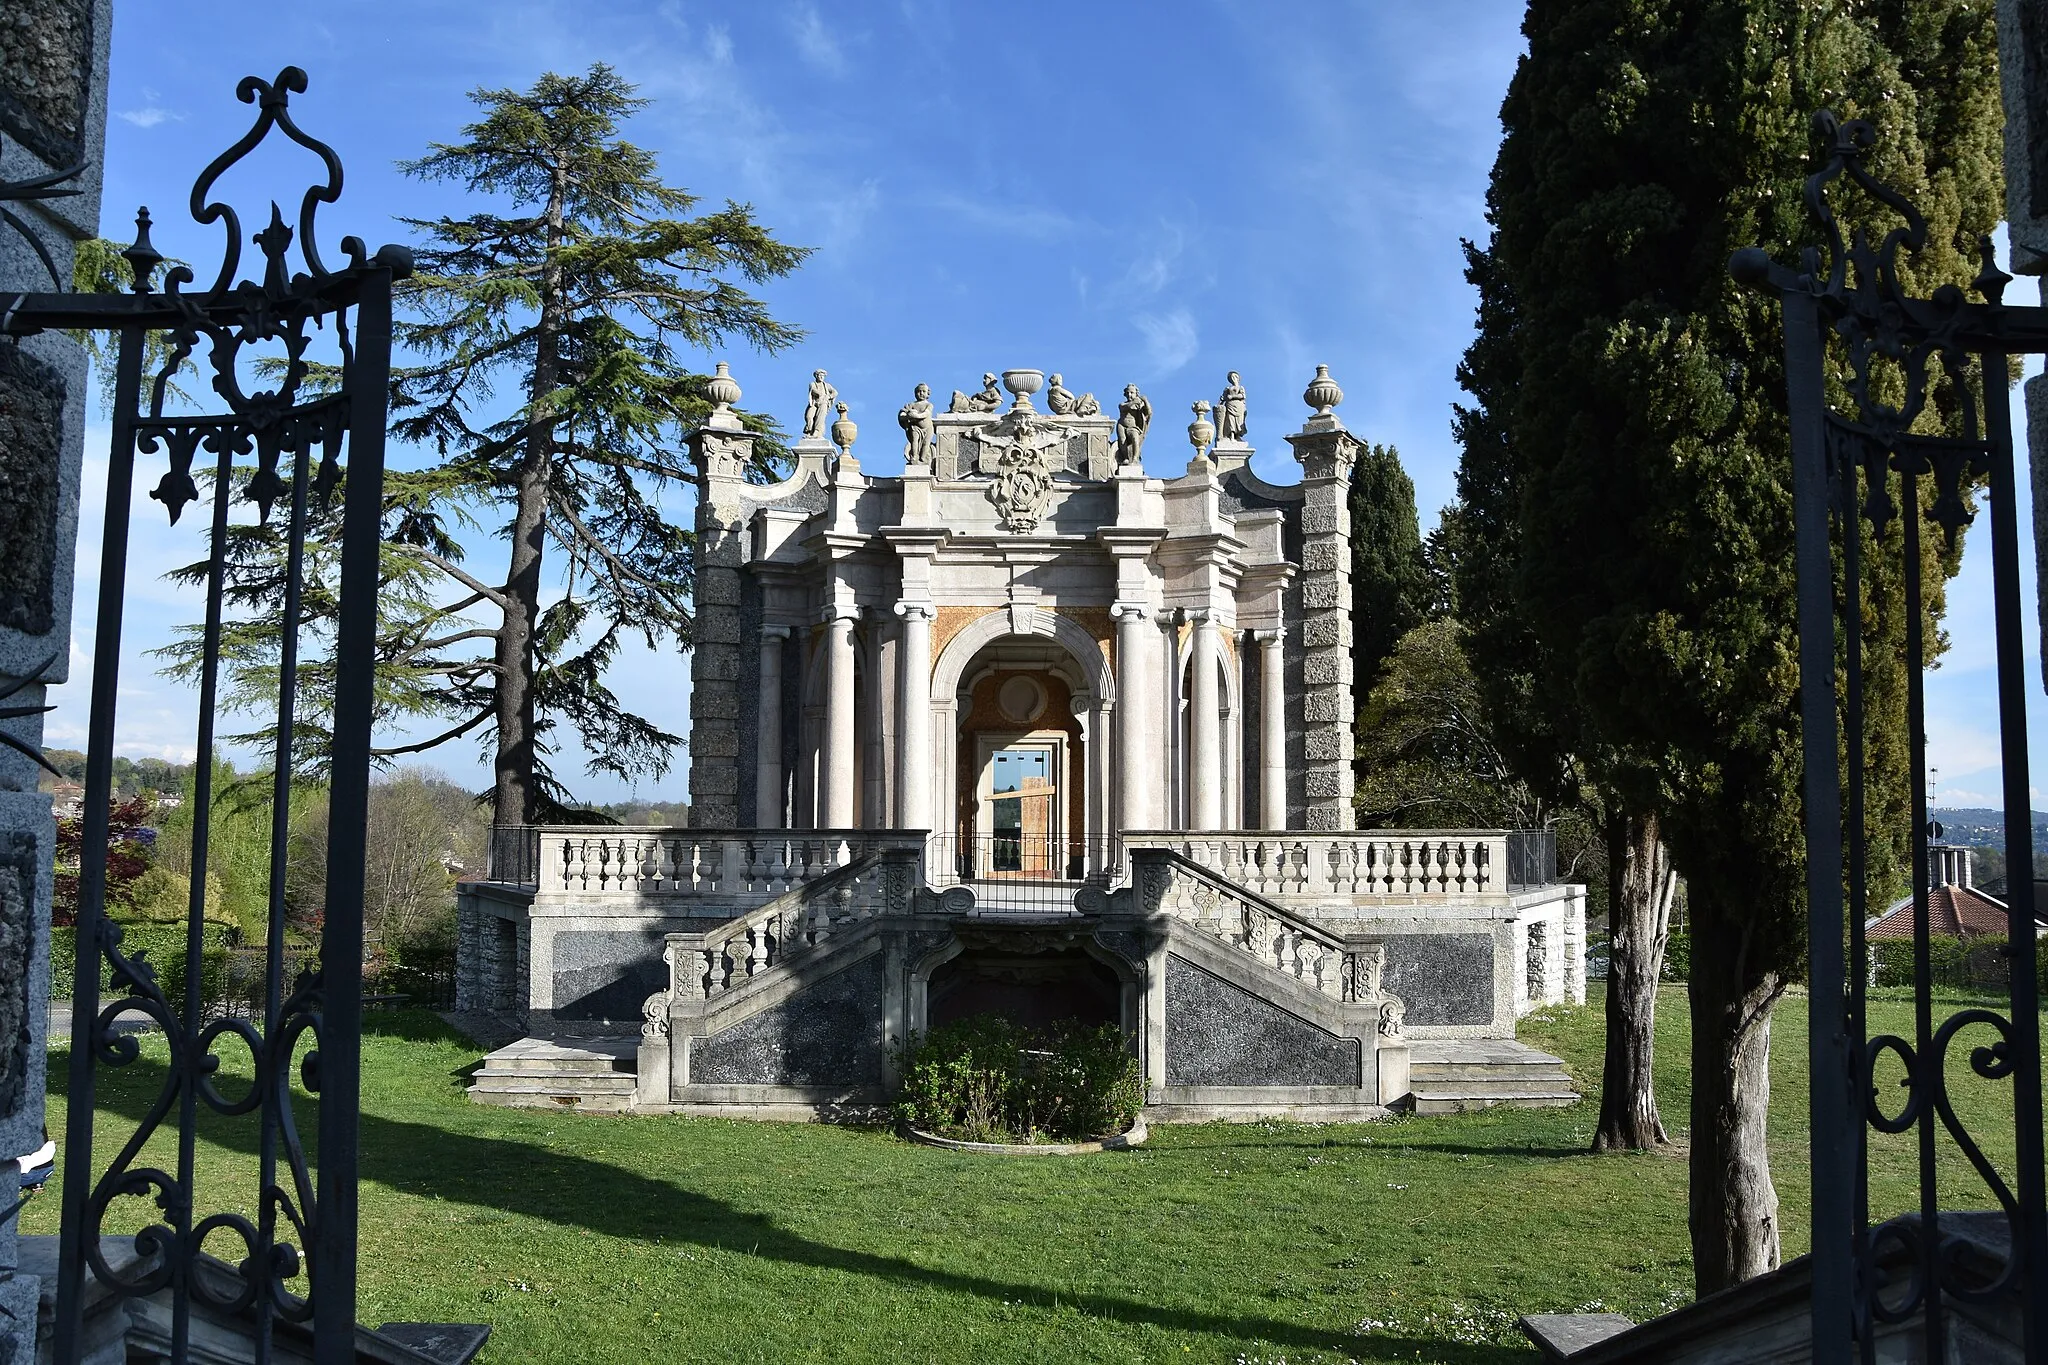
[482,1055,638,1077]
[468,1086,635,1113]
[470,1071,637,1094]
[1410,1071,1576,1096]
[1411,1059,1573,1082]
[1412,1088,1579,1115]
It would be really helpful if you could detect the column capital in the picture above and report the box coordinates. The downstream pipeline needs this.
[821,605,861,627]
[1254,627,1286,645]
[1184,607,1215,626]
[1110,600,1151,621]
[894,601,934,620]
[760,624,793,642]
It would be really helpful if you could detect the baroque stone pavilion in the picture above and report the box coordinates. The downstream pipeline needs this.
[458,364,1585,1119]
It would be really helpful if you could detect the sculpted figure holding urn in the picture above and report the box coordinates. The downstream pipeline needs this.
[1114,384,1152,465]
[803,369,837,440]
[1216,370,1247,442]
[949,371,1003,414]
[898,383,936,464]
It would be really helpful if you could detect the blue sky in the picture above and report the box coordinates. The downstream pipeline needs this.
[42,0,2048,814]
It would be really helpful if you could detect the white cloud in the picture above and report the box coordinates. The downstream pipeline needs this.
[1133,309,1199,377]
[788,3,847,75]
[705,23,735,67]
[117,107,179,129]
[1120,224,1185,297]
[929,193,1080,241]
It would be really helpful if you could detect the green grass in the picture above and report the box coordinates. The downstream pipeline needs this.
[28,987,2043,1364]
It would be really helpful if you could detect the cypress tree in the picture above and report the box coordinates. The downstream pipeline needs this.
[1458,0,2001,1292]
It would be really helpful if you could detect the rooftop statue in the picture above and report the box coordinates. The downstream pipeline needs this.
[1115,384,1151,466]
[1046,373,1101,417]
[803,369,838,441]
[1216,370,1247,443]
[898,383,936,465]
[949,372,1003,414]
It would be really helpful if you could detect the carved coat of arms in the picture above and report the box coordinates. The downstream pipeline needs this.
[983,415,1069,532]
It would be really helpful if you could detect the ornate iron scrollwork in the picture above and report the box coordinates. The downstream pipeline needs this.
[26,66,410,1365]
[1735,110,2048,1365]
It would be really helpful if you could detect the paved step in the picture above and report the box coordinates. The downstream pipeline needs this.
[468,1036,639,1112]
[1413,1088,1579,1114]
[1404,1038,1581,1112]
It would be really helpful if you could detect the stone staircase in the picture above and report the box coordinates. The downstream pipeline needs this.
[468,1036,639,1112]
[1406,1039,1578,1113]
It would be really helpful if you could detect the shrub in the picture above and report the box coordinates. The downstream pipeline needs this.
[50,921,238,1020]
[1868,934,2046,993]
[1661,929,1690,982]
[893,1013,1143,1144]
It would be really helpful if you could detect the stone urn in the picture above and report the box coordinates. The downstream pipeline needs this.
[1001,368,1045,411]
[1302,363,1343,417]
[830,400,858,456]
[706,360,742,412]
[1187,399,1215,459]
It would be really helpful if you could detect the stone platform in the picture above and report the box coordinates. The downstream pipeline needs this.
[1406,1038,1577,1113]
[468,1036,639,1113]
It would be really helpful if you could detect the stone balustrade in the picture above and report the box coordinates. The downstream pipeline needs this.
[530,828,926,898]
[1127,850,1394,1017]
[643,851,922,1034]
[1122,830,1508,901]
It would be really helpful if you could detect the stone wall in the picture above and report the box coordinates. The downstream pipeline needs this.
[687,425,754,826]
[0,1,109,1353]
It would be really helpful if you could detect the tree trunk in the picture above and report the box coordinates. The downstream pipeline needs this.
[490,162,568,829]
[1687,908,1786,1295]
[1593,805,1675,1151]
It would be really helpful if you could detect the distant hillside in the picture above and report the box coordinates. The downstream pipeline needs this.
[1930,808,2048,848]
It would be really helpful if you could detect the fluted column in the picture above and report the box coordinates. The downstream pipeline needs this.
[1257,628,1287,830]
[895,602,934,831]
[754,626,791,826]
[1114,602,1152,834]
[824,610,858,828]
[1188,611,1223,831]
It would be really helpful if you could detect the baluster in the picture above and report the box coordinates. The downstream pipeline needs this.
[748,923,768,975]
[702,946,722,997]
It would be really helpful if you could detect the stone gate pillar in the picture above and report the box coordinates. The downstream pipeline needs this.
[0,2,110,1353]
[1999,0,2048,687]
[687,368,756,827]
[1284,368,1358,832]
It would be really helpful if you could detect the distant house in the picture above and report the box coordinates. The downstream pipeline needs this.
[1865,846,2048,942]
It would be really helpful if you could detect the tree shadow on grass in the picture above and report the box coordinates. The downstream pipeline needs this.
[58,1056,1537,1365]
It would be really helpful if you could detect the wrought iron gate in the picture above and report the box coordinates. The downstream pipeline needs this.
[1735,112,2048,1363]
[2,67,404,1364]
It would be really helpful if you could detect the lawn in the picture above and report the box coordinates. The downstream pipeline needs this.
[28,986,2042,1364]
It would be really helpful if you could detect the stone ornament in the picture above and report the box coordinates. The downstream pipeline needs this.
[1001,368,1045,412]
[1303,363,1343,417]
[897,383,935,464]
[949,371,1003,414]
[830,401,857,457]
[1377,995,1406,1039]
[1187,399,1215,458]
[1114,384,1151,465]
[803,369,837,440]
[705,361,743,427]
[997,674,1047,723]
[984,413,1066,531]
[1216,370,1247,442]
[1045,373,1100,416]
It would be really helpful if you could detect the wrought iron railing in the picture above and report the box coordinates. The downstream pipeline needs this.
[3,69,407,1363]
[1735,110,2048,1362]
[485,824,541,888]
[1505,829,1557,890]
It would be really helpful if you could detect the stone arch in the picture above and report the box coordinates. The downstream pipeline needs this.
[930,609,1115,708]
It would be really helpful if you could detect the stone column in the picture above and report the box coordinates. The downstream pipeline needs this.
[1257,628,1287,830]
[1285,370,1359,831]
[1188,611,1223,831]
[1113,602,1152,834]
[687,377,758,827]
[823,610,858,828]
[1997,0,2048,686]
[895,603,934,832]
[753,626,790,827]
